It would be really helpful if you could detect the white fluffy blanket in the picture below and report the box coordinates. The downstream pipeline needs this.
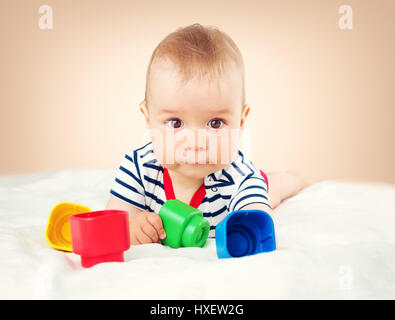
[1,170,394,299]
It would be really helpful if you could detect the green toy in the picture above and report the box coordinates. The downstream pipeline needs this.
[158,200,209,248]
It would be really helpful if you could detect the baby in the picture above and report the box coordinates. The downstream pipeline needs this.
[106,23,313,245]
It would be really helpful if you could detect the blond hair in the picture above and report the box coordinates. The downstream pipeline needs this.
[143,23,245,106]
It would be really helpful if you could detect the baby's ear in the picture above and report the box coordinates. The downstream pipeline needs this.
[139,100,150,124]
[240,104,251,129]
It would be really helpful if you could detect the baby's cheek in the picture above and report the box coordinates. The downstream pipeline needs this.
[147,128,167,164]
[211,129,240,165]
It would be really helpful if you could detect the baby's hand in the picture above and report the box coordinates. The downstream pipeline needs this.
[129,211,166,245]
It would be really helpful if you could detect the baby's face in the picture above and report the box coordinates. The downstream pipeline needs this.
[143,60,248,180]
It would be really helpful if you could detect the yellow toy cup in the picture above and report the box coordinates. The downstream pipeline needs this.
[45,202,91,252]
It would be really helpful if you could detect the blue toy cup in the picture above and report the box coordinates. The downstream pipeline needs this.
[215,210,276,259]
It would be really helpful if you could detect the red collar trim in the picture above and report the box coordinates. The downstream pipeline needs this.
[259,169,269,192]
[189,184,206,209]
[163,168,206,209]
[163,168,176,200]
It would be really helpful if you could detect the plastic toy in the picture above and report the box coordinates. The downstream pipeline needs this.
[215,210,276,259]
[70,210,130,268]
[45,201,92,252]
[158,199,210,248]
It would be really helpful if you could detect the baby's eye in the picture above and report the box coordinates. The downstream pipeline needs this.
[166,118,183,129]
[208,119,224,129]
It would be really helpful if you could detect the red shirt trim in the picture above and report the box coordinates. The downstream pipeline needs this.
[188,184,206,209]
[163,168,176,200]
[163,167,268,209]
[163,168,206,209]
[259,170,269,192]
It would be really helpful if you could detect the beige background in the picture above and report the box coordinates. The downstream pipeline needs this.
[0,0,394,183]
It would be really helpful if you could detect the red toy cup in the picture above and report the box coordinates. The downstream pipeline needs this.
[70,210,130,268]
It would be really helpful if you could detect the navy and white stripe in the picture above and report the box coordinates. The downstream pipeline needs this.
[110,142,271,238]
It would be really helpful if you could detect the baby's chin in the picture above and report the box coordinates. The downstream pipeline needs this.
[164,162,229,180]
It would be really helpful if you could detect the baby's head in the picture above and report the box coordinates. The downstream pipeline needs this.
[140,23,250,180]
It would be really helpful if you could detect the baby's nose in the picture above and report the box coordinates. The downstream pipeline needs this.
[183,141,206,151]
[176,129,208,149]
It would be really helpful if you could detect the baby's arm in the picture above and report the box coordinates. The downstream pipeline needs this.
[241,171,316,212]
[106,195,166,245]
[108,149,167,245]
[265,170,316,209]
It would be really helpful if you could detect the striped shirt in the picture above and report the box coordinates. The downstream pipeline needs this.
[110,142,271,238]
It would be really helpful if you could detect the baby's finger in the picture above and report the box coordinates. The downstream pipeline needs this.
[136,228,153,244]
[130,234,140,245]
[141,223,159,243]
[130,236,141,246]
[146,213,166,239]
